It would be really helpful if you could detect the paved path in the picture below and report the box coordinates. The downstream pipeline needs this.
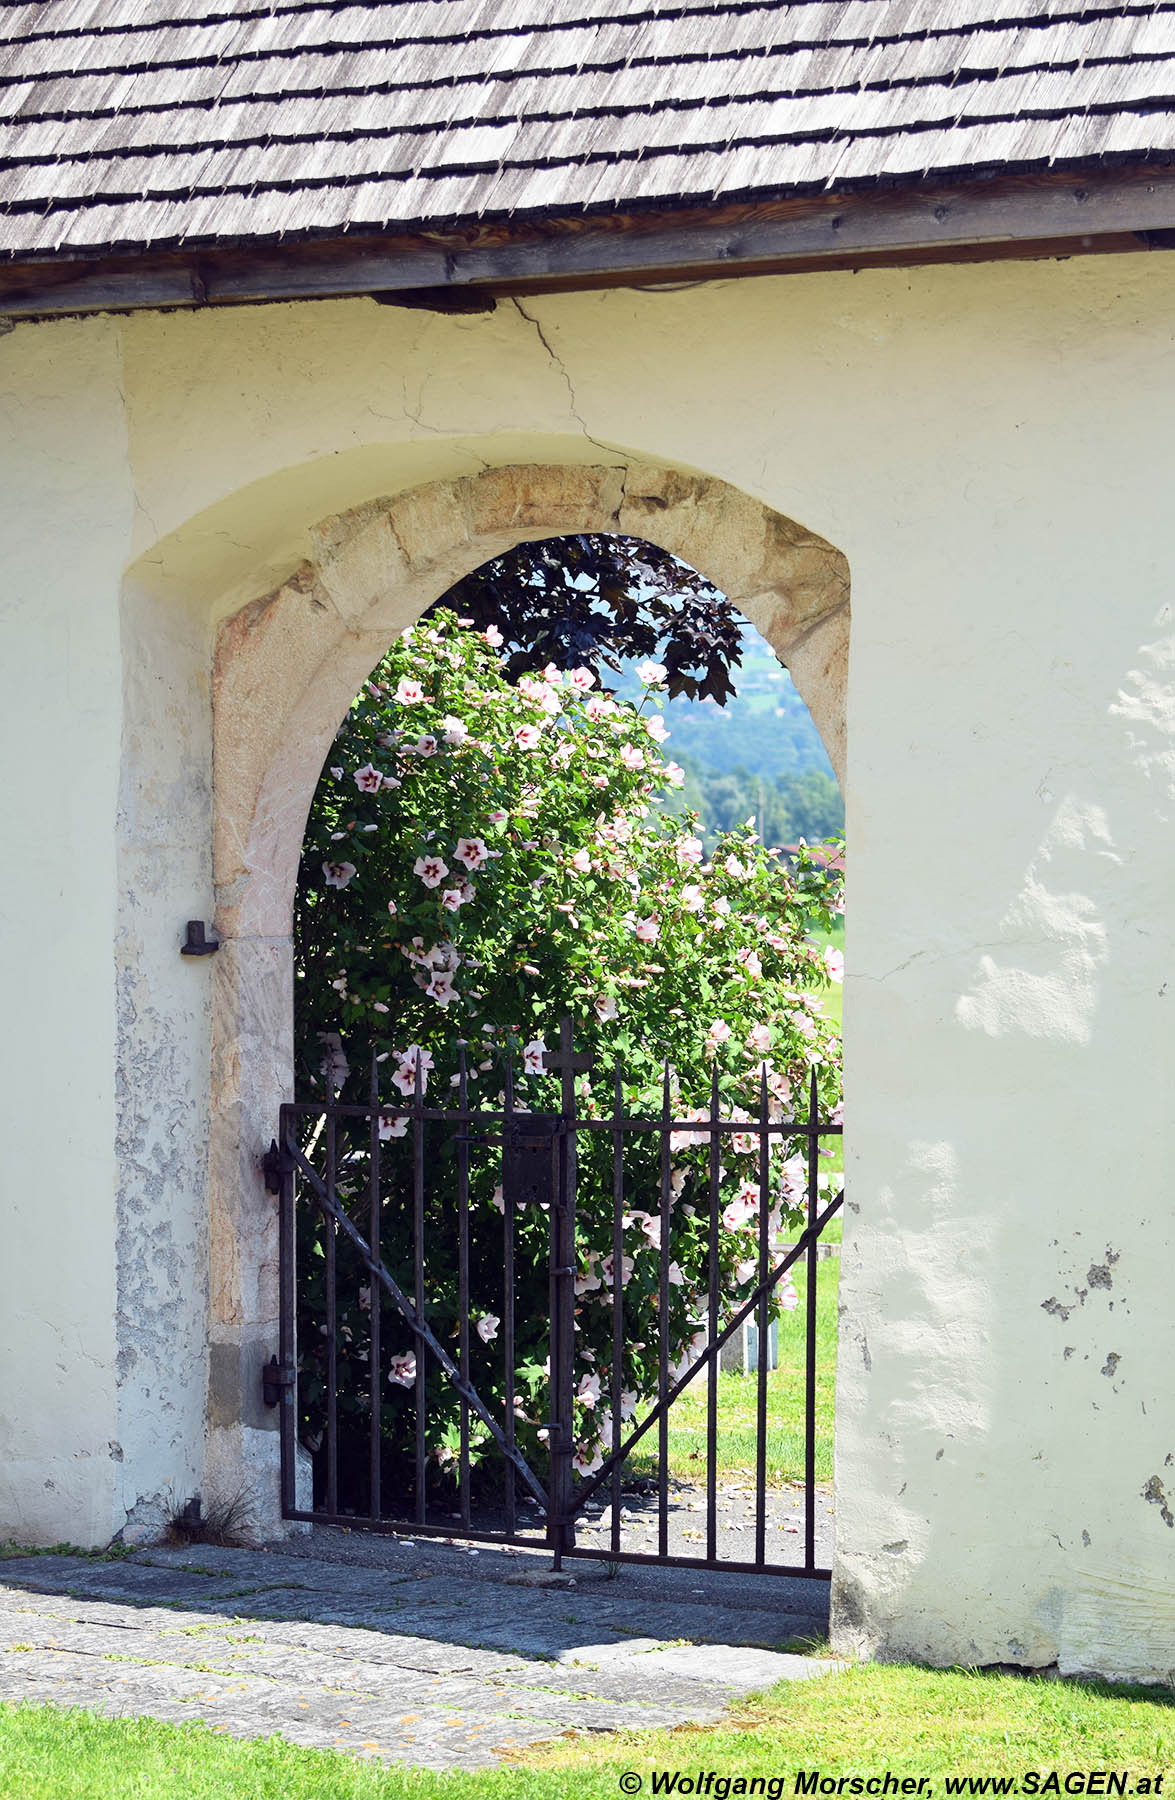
[565,1474,836,1565]
[0,1522,834,1770]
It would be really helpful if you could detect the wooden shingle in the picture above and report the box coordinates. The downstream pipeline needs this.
[0,1,1173,259]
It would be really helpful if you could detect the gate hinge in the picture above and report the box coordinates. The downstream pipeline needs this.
[262,1139,293,1193]
[261,1355,295,1407]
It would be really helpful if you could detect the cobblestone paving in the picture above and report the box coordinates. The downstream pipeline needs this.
[0,1527,834,1769]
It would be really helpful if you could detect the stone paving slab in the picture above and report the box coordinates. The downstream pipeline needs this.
[0,1535,835,1770]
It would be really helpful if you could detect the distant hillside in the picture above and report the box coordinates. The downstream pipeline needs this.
[613,627,843,850]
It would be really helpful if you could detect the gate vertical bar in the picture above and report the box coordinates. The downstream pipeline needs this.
[657,1063,672,1559]
[610,1064,625,1560]
[754,1063,770,1566]
[706,1063,721,1563]
[547,1018,580,1567]
[456,1042,472,1535]
[368,1056,382,1520]
[804,1069,819,1572]
[502,1051,517,1539]
[413,1056,427,1527]
[278,1105,297,1519]
[324,1108,339,1519]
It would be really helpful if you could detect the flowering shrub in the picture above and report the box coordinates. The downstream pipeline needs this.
[295,611,843,1496]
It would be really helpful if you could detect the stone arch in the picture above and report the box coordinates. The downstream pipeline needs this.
[206,459,849,1528]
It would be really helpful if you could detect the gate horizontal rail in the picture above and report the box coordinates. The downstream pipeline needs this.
[272,1018,842,1579]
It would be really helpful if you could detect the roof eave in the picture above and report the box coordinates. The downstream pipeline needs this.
[2,163,1174,321]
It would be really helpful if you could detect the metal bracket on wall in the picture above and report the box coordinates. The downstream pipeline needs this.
[180,920,219,956]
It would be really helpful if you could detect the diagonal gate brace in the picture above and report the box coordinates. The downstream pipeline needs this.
[287,1139,551,1513]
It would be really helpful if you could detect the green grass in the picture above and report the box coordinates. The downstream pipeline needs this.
[0,1703,464,1799]
[632,1260,838,1486]
[2,1666,1171,1798]
[526,1664,1175,1785]
[0,1540,137,1563]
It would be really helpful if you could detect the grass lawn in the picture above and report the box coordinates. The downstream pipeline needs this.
[526,1664,1175,1786]
[2,1665,1170,1798]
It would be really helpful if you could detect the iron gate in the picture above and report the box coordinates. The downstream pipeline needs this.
[266,1019,842,1578]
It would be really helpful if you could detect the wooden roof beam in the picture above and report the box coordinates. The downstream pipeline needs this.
[1,164,1174,320]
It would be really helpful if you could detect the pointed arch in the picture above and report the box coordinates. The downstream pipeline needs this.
[204,458,849,1531]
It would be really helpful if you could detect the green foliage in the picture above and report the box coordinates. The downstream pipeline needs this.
[294,612,843,1495]
[609,626,843,847]
[673,756,844,850]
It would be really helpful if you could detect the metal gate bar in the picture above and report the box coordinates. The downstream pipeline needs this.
[456,1049,471,1535]
[367,1059,382,1522]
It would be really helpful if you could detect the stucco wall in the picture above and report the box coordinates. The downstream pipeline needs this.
[0,254,1171,1676]
[113,569,212,1538]
[0,319,132,1544]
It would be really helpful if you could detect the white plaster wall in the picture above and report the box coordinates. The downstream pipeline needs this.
[0,319,132,1545]
[1,253,1171,1676]
[112,571,212,1537]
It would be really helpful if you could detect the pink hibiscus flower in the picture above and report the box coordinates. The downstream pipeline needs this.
[391,1046,434,1096]
[455,836,489,871]
[413,854,449,889]
[322,860,357,889]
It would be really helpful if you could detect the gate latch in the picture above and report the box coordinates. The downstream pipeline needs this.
[262,1139,293,1194]
[261,1355,295,1408]
[503,1113,562,1212]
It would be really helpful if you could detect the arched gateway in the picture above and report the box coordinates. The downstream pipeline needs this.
[205,457,849,1541]
[4,0,1174,1692]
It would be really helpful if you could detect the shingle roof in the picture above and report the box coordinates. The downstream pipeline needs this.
[0,1,1172,259]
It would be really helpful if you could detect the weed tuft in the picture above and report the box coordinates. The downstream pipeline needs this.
[165,1488,257,1550]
